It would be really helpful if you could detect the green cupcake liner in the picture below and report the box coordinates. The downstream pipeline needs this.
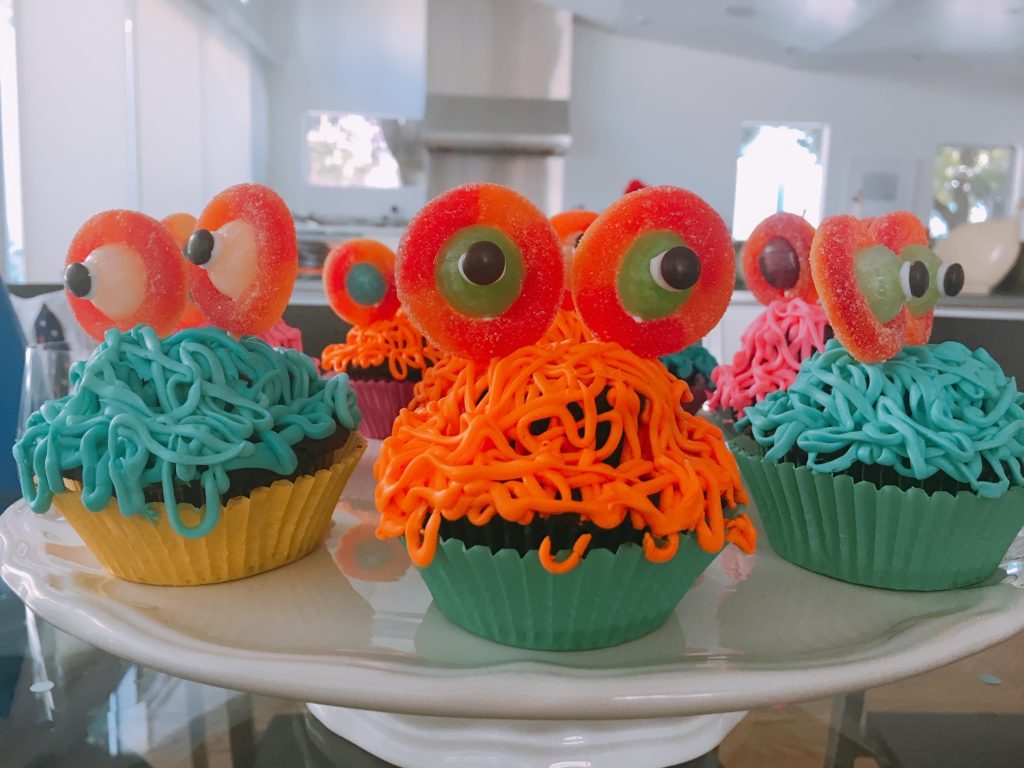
[731,440,1024,591]
[415,535,722,651]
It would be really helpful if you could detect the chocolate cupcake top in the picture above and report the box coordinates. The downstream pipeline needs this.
[739,340,1024,497]
[14,325,360,536]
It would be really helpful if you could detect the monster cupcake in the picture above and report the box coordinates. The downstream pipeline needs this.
[660,342,718,414]
[376,183,755,650]
[320,239,442,439]
[17,187,366,585]
[732,212,1024,590]
[709,212,828,420]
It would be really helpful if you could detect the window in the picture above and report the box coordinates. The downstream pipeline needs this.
[0,0,24,281]
[732,123,828,241]
[929,145,1019,239]
[305,111,423,190]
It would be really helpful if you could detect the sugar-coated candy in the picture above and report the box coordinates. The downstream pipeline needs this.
[811,215,907,362]
[551,209,598,310]
[65,211,186,340]
[162,212,206,330]
[867,212,933,345]
[186,184,297,336]
[572,186,734,358]
[396,183,563,360]
[323,239,400,326]
[741,212,817,306]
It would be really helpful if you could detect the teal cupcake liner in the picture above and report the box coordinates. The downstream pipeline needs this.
[415,535,723,651]
[732,440,1024,591]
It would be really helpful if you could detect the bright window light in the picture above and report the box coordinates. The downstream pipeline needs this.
[1,0,25,281]
[306,112,404,189]
[732,123,828,241]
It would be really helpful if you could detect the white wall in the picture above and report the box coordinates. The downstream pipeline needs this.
[15,0,256,282]
[264,0,427,223]
[16,0,135,282]
[566,23,1024,227]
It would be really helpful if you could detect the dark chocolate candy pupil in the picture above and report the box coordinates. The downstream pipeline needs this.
[64,262,92,298]
[461,240,505,286]
[573,232,585,248]
[185,229,215,266]
[758,236,800,291]
[660,246,700,291]
[943,263,964,297]
[908,260,929,298]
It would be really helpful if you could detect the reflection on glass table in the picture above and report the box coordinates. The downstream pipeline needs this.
[1,580,1022,768]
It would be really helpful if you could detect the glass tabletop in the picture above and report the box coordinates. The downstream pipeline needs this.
[2,583,1022,768]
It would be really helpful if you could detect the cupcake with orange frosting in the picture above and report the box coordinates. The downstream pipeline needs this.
[375,183,754,650]
[321,239,442,439]
[709,212,828,420]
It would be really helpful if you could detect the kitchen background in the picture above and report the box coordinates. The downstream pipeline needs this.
[1,0,1023,369]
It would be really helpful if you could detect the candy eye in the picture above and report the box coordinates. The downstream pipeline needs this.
[323,239,399,326]
[810,215,906,362]
[65,210,186,340]
[573,186,734,357]
[900,260,930,300]
[741,212,817,306]
[396,183,563,360]
[435,226,524,318]
[939,263,964,297]
[187,184,297,336]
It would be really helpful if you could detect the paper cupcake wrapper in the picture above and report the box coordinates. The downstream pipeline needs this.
[416,535,723,651]
[349,379,416,439]
[732,442,1024,591]
[54,432,367,586]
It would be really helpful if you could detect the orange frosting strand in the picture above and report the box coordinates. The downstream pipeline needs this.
[541,309,594,345]
[322,310,442,381]
[376,341,755,573]
[540,533,593,574]
[642,532,680,563]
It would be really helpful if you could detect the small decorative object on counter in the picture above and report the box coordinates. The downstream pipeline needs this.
[376,183,754,651]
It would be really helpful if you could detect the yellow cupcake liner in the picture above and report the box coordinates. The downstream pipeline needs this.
[54,431,367,586]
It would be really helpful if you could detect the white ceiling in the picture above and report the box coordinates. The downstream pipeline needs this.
[542,0,1024,87]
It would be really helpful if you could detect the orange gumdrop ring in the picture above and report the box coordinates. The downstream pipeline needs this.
[572,186,735,357]
[867,211,933,346]
[741,212,817,306]
[323,239,400,326]
[186,184,297,336]
[396,183,564,360]
[65,211,187,340]
[810,215,906,362]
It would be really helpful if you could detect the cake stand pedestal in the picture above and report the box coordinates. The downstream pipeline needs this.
[3,446,1023,767]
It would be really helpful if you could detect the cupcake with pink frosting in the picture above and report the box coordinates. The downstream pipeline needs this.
[708,213,828,421]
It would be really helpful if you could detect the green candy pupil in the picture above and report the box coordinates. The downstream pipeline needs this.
[345,262,387,306]
[618,230,697,320]
[854,245,903,324]
[901,244,941,317]
[436,225,524,319]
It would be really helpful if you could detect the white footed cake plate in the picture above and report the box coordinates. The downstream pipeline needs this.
[3,441,1023,768]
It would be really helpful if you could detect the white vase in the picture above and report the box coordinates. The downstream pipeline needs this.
[934,203,1023,295]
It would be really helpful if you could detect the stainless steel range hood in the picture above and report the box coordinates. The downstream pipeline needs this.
[423,94,570,155]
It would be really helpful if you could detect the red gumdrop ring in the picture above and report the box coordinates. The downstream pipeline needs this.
[868,211,933,346]
[185,184,297,336]
[572,186,735,357]
[396,183,563,360]
[810,215,907,362]
[65,210,186,340]
[323,239,400,326]
[741,212,817,306]
[551,209,598,310]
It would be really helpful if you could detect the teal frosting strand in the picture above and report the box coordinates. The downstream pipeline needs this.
[14,325,361,537]
[739,340,1024,498]
[659,341,717,384]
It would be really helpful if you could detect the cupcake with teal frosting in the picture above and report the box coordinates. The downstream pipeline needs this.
[659,341,717,414]
[732,212,1024,590]
[14,325,366,585]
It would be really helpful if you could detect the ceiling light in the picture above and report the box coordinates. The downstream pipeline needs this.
[724,5,757,18]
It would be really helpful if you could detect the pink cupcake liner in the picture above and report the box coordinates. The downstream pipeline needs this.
[350,379,417,439]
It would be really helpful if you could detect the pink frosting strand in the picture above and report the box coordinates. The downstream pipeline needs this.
[257,318,304,352]
[709,298,829,417]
